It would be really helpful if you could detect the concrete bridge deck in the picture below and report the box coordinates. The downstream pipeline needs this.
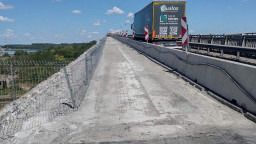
[14,37,256,143]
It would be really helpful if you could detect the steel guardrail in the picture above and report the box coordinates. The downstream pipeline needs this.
[189,33,256,48]
[190,42,256,53]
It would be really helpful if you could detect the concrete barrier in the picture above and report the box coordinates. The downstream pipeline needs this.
[113,36,256,115]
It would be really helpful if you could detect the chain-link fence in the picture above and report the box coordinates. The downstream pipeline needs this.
[0,61,69,107]
[0,37,106,139]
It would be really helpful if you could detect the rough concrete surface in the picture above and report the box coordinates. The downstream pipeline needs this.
[10,37,256,143]
[115,37,256,115]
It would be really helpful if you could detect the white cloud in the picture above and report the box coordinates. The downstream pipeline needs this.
[55,34,61,37]
[24,33,31,37]
[0,16,14,22]
[92,32,100,34]
[87,35,92,38]
[127,12,134,18]
[93,20,101,26]
[106,7,124,14]
[24,33,36,39]
[72,10,81,14]
[110,29,121,34]
[0,2,14,10]
[125,20,131,24]
[56,0,62,2]
[3,29,15,38]
[241,0,249,2]
[103,19,107,23]
[80,29,87,36]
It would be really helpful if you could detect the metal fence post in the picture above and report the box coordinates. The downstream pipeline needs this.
[85,55,88,85]
[64,67,77,109]
[91,54,93,79]
[10,64,15,101]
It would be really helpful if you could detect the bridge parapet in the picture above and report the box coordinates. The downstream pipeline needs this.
[114,36,256,117]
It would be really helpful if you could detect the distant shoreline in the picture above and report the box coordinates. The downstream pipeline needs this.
[2,49,38,55]
[4,48,36,51]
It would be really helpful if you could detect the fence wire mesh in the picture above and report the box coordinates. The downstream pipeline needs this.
[0,61,69,106]
[0,37,105,138]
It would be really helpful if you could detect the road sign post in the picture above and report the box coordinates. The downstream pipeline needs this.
[181,17,189,52]
[144,26,149,43]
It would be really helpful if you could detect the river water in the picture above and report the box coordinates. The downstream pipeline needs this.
[3,49,37,55]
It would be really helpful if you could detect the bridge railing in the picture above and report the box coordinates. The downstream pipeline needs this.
[0,37,106,137]
[189,33,256,61]
[189,33,256,48]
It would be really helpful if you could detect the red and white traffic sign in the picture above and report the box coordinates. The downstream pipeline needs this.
[144,26,149,41]
[181,17,188,45]
[126,30,128,38]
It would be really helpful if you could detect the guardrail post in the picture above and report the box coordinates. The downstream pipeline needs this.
[236,52,240,60]
[220,50,224,58]
[210,34,214,44]
[242,36,246,47]
[64,67,77,109]
[207,48,210,55]
[224,34,228,45]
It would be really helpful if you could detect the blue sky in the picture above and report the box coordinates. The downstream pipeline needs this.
[0,0,255,44]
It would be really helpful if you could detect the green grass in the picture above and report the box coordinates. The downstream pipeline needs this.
[0,88,12,95]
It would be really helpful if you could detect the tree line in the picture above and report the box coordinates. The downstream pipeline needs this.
[2,43,71,50]
[1,41,97,61]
